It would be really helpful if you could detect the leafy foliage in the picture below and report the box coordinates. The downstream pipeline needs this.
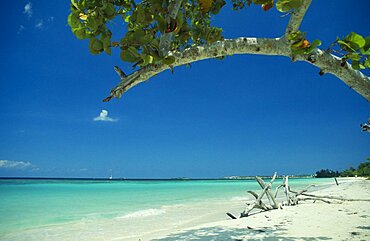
[315,169,339,178]
[67,0,369,71]
[67,0,226,68]
[316,159,370,178]
[288,30,321,55]
[231,0,303,12]
[334,32,370,70]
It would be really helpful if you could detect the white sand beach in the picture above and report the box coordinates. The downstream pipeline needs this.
[141,178,370,241]
[3,178,369,241]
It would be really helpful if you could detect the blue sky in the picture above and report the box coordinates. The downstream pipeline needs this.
[0,0,369,178]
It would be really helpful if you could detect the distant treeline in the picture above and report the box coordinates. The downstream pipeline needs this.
[316,159,370,178]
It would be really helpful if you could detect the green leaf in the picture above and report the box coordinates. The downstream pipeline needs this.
[288,31,305,42]
[73,28,88,40]
[311,39,322,47]
[156,15,167,34]
[351,61,365,70]
[89,37,103,55]
[253,0,271,4]
[71,0,79,10]
[276,0,303,12]
[210,0,226,15]
[364,58,370,69]
[344,32,366,50]
[360,37,370,55]
[86,16,99,32]
[100,33,112,55]
[162,56,176,65]
[132,29,151,45]
[364,36,370,50]
[120,47,140,62]
[360,49,370,55]
[104,46,112,55]
[77,0,86,9]
[104,3,115,19]
[68,13,80,28]
[176,11,184,31]
[347,53,361,61]
[101,33,111,48]
[303,46,315,54]
[142,54,154,66]
[338,40,356,52]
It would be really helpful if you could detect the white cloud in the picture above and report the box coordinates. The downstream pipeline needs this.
[35,20,43,29]
[94,110,118,122]
[0,160,32,169]
[24,2,32,17]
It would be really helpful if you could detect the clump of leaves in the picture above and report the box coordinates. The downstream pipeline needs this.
[231,0,303,12]
[67,0,227,68]
[275,0,303,12]
[335,32,370,70]
[288,31,321,55]
[72,0,366,70]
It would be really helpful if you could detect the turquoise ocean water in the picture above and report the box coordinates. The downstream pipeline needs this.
[0,178,334,239]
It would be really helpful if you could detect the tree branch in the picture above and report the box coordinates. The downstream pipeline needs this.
[297,49,370,100]
[104,37,288,100]
[103,0,370,102]
[159,0,183,56]
[285,0,312,36]
[104,36,370,101]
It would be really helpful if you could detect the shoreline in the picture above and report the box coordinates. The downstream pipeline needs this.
[141,177,370,241]
[1,177,368,240]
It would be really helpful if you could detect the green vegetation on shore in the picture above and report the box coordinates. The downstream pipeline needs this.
[316,158,370,178]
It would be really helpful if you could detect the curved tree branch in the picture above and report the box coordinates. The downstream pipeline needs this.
[103,0,370,102]
[297,49,370,100]
[104,37,289,101]
[104,37,370,101]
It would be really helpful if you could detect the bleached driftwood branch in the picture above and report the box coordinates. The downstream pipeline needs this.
[290,191,370,202]
[104,0,370,102]
[233,173,370,220]
[240,172,280,217]
[297,197,332,204]
[255,175,279,209]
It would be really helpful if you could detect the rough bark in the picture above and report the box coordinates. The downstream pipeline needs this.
[285,0,312,36]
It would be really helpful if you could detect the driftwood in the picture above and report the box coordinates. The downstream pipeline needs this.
[226,212,237,219]
[297,197,332,204]
[240,172,280,217]
[290,191,370,202]
[230,172,370,219]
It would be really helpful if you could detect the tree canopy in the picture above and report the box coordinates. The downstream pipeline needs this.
[315,158,370,178]
[67,0,370,101]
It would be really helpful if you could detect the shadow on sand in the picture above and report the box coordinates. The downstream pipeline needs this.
[151,226,331,241]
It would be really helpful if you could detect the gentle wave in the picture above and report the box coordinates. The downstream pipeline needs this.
[116,208,166,219]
